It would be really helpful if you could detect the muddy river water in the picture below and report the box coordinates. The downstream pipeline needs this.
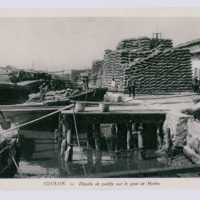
[14,128,195,178]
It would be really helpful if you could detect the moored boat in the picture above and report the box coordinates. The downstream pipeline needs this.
[0,80,43,105]
[69,87,108,102]
[0,88,108,132]
[0,117,19,178]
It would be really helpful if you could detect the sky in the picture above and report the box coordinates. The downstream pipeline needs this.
[0,17,200,71]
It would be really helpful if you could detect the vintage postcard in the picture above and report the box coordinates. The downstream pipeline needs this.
[1,8,200,190]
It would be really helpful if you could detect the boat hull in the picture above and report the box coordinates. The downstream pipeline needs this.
[0,80,43,105]
[69,88,107,102]
[0,138,19,178]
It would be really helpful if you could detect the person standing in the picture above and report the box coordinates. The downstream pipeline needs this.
[127,78,132,96]
[193,76,199,93]
[111,78,116,92]
[82,76,89,92]
[127,78,136,98]
[131,80,136,98]
[39,82,48,101]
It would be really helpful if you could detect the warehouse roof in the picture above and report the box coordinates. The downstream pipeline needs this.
[176,38,200,49]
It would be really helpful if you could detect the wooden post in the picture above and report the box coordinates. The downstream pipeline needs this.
[156,123,163,150]
[87,149,94,174]
[58,114,64,146]
[115,124,123,152]
[115,124,120,152]
[65,120,73,161]
[61,138,67,156]
[111,124,117,151]
[132,122,138,149]
[87,123,95,149]
[54,129,58,143]
[165,127,172,154]
[138,123,145,159]
[60,115,67,156]
[60,117,73,161]
[93,123,101,151]
[126,121,133,150]
[94,151,102,173]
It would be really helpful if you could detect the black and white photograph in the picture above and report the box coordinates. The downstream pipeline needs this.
[1,11,200,182]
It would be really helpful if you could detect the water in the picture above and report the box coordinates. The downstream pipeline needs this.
[15,128,179,178]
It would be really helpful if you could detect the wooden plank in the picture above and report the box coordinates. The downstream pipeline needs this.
[78,164,200,178]
[61,111,166,123]
[62,109,167,114]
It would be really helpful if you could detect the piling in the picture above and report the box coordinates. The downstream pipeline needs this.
[111,124,117,151]
[165,127,172,154]
[156,123,163,150]
[60,117,73,161]
[87,123,95,149]
[65,120,73,161]
[93,123,101,150]
[126,121,133,150]
[115,124,121,152]
[138,123,145,159]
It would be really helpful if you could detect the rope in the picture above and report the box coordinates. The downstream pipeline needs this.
[12,156,23,178]
[72,107,87,176]
[0,104,74,135]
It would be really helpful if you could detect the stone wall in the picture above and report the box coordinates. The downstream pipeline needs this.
[163,110,200,164]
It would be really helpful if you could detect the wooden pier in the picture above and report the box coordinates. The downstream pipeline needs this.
[60,105,166,161]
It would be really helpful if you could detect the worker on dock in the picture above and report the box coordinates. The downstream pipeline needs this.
[127,78,136,98]
[39,82,48,101]
[49,79,55,91]
[65,88,72,97]
[192,76,199,93]
[111,78,116,93]
[82,76,89,92]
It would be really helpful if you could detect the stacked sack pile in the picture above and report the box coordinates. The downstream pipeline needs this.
[150,38,173,50]
[98,37,154,90]
[102,49,115,88]
[93,36,192,93]
[124,47,192,94]
[91,60,103,87]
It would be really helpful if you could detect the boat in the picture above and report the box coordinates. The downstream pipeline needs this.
[0,66,67,105]
[0,80,43,105]
[0,116,19,178]
[69,87,108,102]
[44,87,108,106]
[0,88,108,132]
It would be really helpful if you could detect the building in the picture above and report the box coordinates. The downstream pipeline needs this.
[177,39,200,80]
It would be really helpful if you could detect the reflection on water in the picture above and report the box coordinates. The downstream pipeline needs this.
[16,128,171,178]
